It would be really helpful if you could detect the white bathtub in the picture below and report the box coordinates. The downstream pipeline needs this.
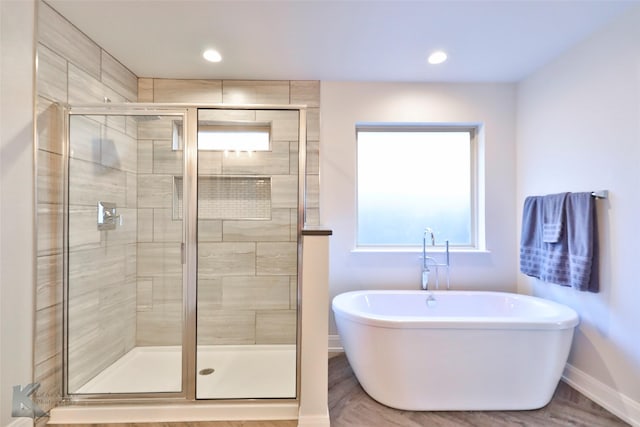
[332,290,579,411]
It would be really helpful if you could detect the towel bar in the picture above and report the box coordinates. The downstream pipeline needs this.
[591,190,608,199]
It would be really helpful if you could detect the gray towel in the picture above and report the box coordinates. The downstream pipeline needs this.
[520,192,599,292]
[520,196,543,278]
[542,193,568,243]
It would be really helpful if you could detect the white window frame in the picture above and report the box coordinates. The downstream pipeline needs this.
[355,123,482,251]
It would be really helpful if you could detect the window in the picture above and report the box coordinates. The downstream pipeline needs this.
[356,124,478,248]
[172,120,271,152]
[198,122,271,152]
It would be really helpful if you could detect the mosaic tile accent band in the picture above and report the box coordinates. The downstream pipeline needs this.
[174,176,272,220]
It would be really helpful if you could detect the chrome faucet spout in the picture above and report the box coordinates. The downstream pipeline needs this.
[425,227,435,246]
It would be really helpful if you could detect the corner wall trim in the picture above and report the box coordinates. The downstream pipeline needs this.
[563,364,640,426]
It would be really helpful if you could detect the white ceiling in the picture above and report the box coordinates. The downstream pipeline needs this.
[46,0,638,82]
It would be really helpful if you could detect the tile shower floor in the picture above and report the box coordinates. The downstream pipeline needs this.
[76,345,296,399]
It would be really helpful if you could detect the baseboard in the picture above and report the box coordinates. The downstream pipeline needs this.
[7,418,34,427]
[328,334,343,352]
[297,412,330,427]
[563,364,640,426]
[49,403,298,424]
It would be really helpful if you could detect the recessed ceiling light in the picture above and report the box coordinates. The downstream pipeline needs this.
[428,50,447,65]
[203,49,222,63]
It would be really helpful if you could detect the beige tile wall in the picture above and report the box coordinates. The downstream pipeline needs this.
[66,114,138,392]
[134,115,184,345]
[136,79,320,346]
[35,0,138,407]
[34,0,321,407]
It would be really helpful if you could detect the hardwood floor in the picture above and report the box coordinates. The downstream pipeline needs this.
[328,353,630,427]
[47,353,630,427]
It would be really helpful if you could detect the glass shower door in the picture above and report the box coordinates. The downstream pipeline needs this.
[195,108,300,399]
[66,112,185,395]
[65,106,303,401]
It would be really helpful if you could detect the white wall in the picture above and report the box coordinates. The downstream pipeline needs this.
[0,0,36,426]
[517,6,640,424]
[321,81,517,335]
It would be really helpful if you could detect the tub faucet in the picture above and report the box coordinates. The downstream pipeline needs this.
[422,228,435,290]
[421,228,451,290]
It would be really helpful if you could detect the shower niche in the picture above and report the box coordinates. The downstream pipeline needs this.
[172,176,272,220]
[64,106,305,401]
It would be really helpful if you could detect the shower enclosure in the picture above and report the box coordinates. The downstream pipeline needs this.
[64,105,305,401]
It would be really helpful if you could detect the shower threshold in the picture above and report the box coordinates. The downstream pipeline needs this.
[74,344,296,398]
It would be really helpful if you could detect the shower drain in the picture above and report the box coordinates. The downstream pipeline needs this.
[199,368,215,375]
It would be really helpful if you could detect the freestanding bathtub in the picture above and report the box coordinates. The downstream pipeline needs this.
[332,290,579,411]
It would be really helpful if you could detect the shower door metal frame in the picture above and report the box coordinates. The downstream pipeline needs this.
[61,103,307,405]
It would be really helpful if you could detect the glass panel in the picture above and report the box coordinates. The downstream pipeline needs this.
[171,120,271,152]
[198,122,271,151]
[66,114,184,394]
[357,129,472,247]
[195,109,299,399]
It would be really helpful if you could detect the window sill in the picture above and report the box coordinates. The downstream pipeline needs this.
[351,247,491,255]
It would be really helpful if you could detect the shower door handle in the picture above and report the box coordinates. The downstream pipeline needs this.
[181,242,186,264]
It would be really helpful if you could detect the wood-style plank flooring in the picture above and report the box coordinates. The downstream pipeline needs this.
[48,353,630,427]
[329,353,629,427]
